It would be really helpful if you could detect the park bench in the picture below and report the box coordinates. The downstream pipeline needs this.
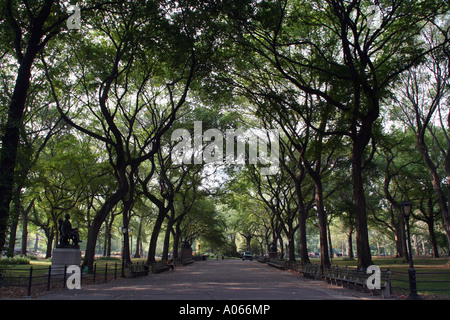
[182,258,194,266]
[301,263,320,279]
[323,265,346,285]
[150,261,170,274]
[267,259,286,270]
[343,267,391,298]
[256,256,268,263]
[128,263,149,278]
[324,265,391,298]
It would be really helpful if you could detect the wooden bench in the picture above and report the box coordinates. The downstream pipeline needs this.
[150,261,170,274]
[301,264,320,279]
[323,265,339,284]
[267,259,286,270]
[257,256,268,263]
[182,258,194,266]
[324,266,391,298]
[128,263,149,278]
[345,267,391,298]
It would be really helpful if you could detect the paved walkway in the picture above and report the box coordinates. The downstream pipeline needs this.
[35,260,386,300]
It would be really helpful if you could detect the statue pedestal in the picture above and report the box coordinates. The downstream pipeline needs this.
[181,248,192,264]
[51,247,82,276]
[268,252,278,260]
[180,248,192,260]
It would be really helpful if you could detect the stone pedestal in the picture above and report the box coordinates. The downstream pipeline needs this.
[181,247,192,260]
[51,247,82,275]
[268,252,278,259]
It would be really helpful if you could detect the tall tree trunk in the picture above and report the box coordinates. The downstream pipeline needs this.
[347,227,354,259]
[287,236,295,262]
[7,186,21,256]
[147,209,166,264]
[45,229,54,259]
[162,222,172,261]
[173,220,183,260]
[82,185,127,269]
[327,222,333,259]
[122,208,131,265]
[314,180,331,267]
[427,220,439,258]
[134,219,142,258]
[21,206,29,255]
[294,177,310,264]
[352,143,374,268]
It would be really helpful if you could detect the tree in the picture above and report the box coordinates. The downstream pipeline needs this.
[0,0,110,254]
[390,22,450,253]
[26,131,103,257]
[42,1,197,268]
[221,0,447,268]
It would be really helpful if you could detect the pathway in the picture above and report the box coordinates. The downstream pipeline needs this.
[35,259,387,300]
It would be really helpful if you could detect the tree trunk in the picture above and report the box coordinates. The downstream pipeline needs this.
[278,237,284,259]
[287,236,295,262]
[347,228,354,259]
[327,222,333,259]
[82,185,127,269]
[45,229,54,259]
[428,220,439,258]
[245,234,252,251]
[162,222,172,261]
[352,143,374,268]
[134,219,142,258]
[7,186,21,256]
[147,209,166,264]
[294,178,310,264]
[122,209,131,265]
[314,179,331,267]
[173,221,182,260]
[21,209,29,255]
[298,209,310,264]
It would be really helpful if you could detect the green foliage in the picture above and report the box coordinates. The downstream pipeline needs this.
[0,1,449,267]
[0,256,31,265]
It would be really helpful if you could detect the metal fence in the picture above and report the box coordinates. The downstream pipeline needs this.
[283,259,450,298]
[0,263,119,297]
[390,270,450,296]
[0,259,196,298]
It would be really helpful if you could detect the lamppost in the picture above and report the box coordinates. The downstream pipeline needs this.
[400,201,419,300]
[120,226,128,278]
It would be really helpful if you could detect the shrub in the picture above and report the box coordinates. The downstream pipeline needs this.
[0,256,31,265]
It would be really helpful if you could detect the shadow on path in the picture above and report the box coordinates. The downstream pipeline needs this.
[35,259,388,300]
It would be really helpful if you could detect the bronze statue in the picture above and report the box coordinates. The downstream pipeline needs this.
[181,239,191,249]
[58,214,81,248]
[269,240,277,252]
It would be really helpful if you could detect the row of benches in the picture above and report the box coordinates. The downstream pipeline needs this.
[128,263,149,277]
[266,259,286,270]
[323,265,391,298]
[263,259,391,298]
[128,259,194,278]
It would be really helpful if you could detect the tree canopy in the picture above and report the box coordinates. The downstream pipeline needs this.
[0,0,449,269]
